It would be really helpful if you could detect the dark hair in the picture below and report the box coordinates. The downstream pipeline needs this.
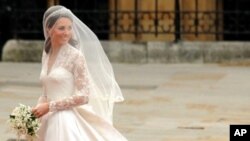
[44,11,77,54]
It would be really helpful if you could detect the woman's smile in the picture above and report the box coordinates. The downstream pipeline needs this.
[50,17,73,46]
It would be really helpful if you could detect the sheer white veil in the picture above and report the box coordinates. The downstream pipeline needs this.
[43,5,124,124]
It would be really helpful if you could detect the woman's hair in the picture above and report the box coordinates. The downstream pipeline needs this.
[44,8,77,54]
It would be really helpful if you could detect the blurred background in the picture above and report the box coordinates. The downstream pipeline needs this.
[1,0,250,42]
[1,0,250,63]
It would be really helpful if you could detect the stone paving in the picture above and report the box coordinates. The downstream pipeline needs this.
[0,62,250,141]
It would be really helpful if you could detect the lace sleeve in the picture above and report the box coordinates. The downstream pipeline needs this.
[49,53,90,112]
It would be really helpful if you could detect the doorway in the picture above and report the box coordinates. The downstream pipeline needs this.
[223,0,250,41]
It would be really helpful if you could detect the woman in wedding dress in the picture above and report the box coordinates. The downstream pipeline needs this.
[31,5,127,141]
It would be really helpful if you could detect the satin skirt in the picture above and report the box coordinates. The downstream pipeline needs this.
[36,105,127,141]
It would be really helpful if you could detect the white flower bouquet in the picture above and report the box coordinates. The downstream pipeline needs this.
[8,104,40,140]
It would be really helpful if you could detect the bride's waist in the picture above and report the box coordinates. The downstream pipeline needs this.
[46,92,74,100]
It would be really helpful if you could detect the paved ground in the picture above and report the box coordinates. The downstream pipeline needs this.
[0,62,250,141]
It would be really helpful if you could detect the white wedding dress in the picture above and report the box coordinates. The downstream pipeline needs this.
[36,44,127,141]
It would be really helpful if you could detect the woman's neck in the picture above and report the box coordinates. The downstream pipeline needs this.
[50,43,61,56]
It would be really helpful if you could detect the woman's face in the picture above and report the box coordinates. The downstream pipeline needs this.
[49,17,73,47]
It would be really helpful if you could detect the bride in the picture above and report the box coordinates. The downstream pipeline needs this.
[31,5,127,141]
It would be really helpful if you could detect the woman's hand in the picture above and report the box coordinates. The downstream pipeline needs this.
[32,103,49,118]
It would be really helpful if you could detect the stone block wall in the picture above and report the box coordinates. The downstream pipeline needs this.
[2,40,43,62]
[2,39,250,64]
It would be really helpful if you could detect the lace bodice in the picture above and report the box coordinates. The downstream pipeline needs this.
[39,44,90,112]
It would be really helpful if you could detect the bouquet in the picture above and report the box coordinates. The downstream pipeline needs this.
[8,104,40,140]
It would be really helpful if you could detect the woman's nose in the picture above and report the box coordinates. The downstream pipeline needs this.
[63,30,70,36]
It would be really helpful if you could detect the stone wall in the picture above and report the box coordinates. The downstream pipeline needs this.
[102,41,250,63]
[2,40,43,62]
[2,39,250,63]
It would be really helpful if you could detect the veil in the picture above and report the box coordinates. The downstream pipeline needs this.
[43,5,124,124]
